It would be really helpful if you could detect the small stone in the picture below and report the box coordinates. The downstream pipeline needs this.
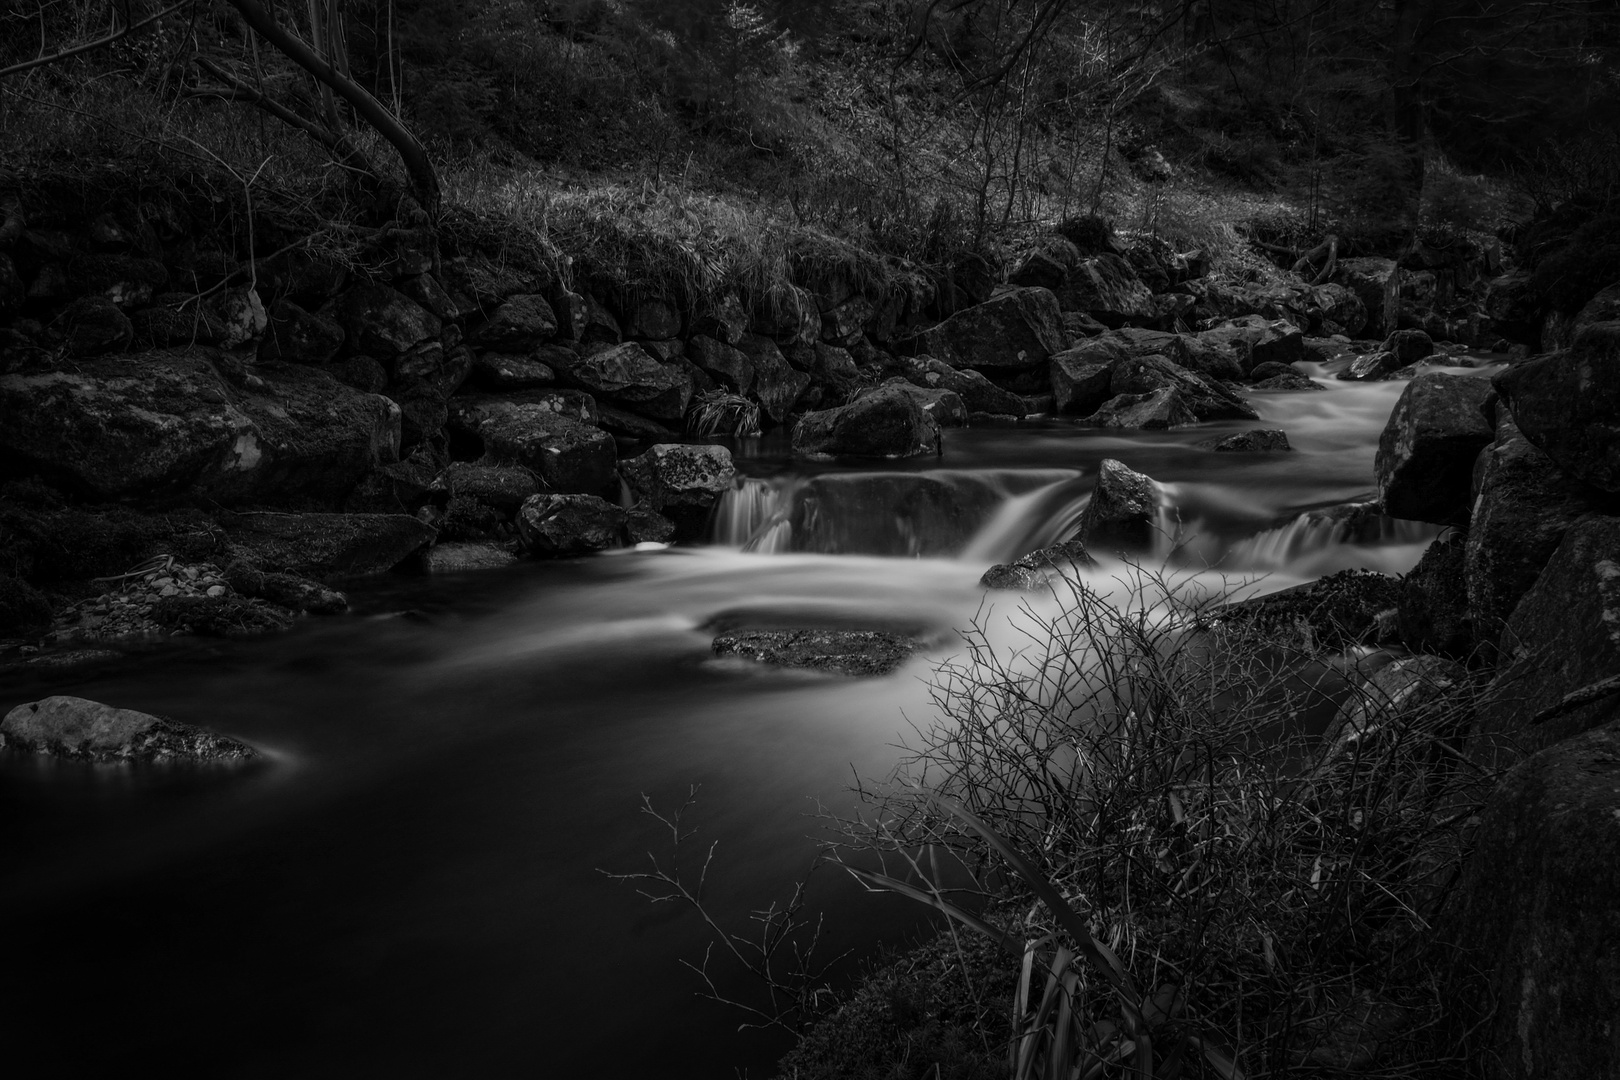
[159,585,180,597]
[206,585,227,598]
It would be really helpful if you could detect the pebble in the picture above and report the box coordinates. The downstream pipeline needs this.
[48,561,237,643]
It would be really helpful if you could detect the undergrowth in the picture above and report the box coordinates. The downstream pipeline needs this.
[809,567,1493,1078]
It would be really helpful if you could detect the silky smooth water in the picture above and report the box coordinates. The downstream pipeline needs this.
[0,361,1492,1077]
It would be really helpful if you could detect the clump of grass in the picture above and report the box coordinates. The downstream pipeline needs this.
[440,167,893,314]
[687,390,762,438]
[826,566,1491,1078]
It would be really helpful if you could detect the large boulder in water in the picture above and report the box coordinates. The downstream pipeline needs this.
[1375,373,1495,524]
[1494,328,1620,493]
[1109,353,1258,420]
[619,443,736,524]
[553,341,692,422]
[1087,387,1197,429]
[712,629,922,677]
[917,287,1066,370]
[1,696,256,762]
[0,349,400,505]
[517,493,627,557]
[1443,716,1620,1080]
[792,385,942,458]
[220,511,436,579]
[1079,458,1164,552]
[980,539,1095,590]
[1466,412,1601,640]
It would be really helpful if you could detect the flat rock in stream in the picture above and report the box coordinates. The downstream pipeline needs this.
[711,629,924,677]
[0,695,257,762]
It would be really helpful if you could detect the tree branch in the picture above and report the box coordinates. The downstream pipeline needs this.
[220,0,439,213]
[0,0,193,81]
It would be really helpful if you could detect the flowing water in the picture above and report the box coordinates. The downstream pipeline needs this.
[0,360,1492,1077]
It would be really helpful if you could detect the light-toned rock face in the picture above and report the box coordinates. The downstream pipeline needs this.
[0,696,256,762]
[619,444,735,513]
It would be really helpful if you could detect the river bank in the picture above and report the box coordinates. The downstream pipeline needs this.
[3,142,1620,1077]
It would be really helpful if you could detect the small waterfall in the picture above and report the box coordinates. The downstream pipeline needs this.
[709,470,1076,557]
[1225,502,1438,572]
[711,476,799,550]
[959,476,1088,563]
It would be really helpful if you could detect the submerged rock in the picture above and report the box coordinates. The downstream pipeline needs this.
[1205,429,1291,452]
[980,539,1095,590]
[711,629,923,677]
[0,696,256,762]
[421,541,519,573]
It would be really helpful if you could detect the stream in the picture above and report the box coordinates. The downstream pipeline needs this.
[0,361,1489,1077]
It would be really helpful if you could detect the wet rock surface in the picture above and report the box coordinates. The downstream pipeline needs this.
[1205,428,1290,452]
[1079,458,1164,552]
[516,493,626,557]
[711,629,924,677]
[1,695,256,762]
[792,385,942,458]
[980,539,1094,590]
[1376,373,1496,524]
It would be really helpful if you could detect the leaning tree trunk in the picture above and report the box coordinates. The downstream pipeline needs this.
[224,0,440,214]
